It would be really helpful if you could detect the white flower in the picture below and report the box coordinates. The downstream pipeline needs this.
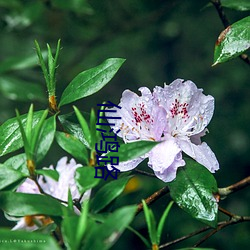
[107,79,219,182]
[12,157,90,231]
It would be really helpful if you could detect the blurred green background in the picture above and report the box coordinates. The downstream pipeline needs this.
[0,0,249,249]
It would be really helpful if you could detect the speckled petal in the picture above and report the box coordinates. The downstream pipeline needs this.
[107,155,146,172]
[16,178,40,194]
[178,139,219,173]
[154,79,214,136]
[148,138,185,182]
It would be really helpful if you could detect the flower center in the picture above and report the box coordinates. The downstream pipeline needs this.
[131,102,153,125]
[170,99,190,121]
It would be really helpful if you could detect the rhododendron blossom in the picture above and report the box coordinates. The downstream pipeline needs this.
[11,157,90,231]
[107,79,219,182]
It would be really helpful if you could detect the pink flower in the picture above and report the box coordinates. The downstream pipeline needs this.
[107,79,219,182]
[12,157,90,231]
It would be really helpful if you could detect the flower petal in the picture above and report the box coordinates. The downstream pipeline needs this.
[16,178,40,194]
[12,218,38,231]
[44,157,81,201]
[148,138,185,182]
[107,155,146,172]
[107,88,167,141]
[154,79,214,136]
[179,139,219,173]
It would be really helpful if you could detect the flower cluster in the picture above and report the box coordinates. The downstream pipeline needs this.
[11,157,90,231]
[107,79,219,182]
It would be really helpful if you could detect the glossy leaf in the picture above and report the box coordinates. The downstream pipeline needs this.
[62,215,80,250]
[0,111,44,157]
[0,76,46,102]
[107,140,159,162]
[168,159,218,227]
[83,205,137,250]
[0,192,65,216]
[213,16,250,65]
[59,113,90,148]
[0,164,27,190]
[91,176,132,213]
[0,228,60,250]
[36,116,56,162]
[4,153,28,175]
[142,199,157,244]
[62,201,89,250]
[55,131,89,164]
[75,167,101,194]
[73,106,91,147]
[89,108,98,151]
[157,201,174,244]
[36,169,59,181]
[59,58,125,106]
[221,0,250,11]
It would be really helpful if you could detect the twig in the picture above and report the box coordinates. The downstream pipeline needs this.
[193,216,250,247]
[33,177,68,205]
[218,176,250,198]
[159,216,250,249]
[159,224,211,249]
[136,186,169,215]
[218,206,235,218]
[134,169,157,178]
[211,0,230,27]
[211,0,250,66]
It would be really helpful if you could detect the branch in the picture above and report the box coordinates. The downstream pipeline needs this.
[211,0,250,66]
[193,216,250,247]
[159,224,212,249]
[134,169,157,178]
[159,216,250,249]
[218,176,250,199]
[136,186,169,215]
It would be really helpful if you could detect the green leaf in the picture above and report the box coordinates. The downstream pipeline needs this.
[4,153,28,175]
[89,108,97,150]
[83,205,136,250]
[0,192,66,216]
[0,164,27,190]
[0,110,44,157]
[75,167,101,194]
[91,176,132,213]
[157,201,174,244]
[142,200,157,245]
[59,58,125,106]
[73,106,91,147]
[36,116,56,162]
[107,140,159,162]
[0,228,60,250]
[221,0,250,11]
[127,226,151,248]
[55,131,89,164]
[58,113,90,148]
[0,76,46,102]
[62,201,89,250]
[76,201,89,248]
[62,215,80,250]
[36,169,59,181]
[213,16,250,65]
[168,159,218,227]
